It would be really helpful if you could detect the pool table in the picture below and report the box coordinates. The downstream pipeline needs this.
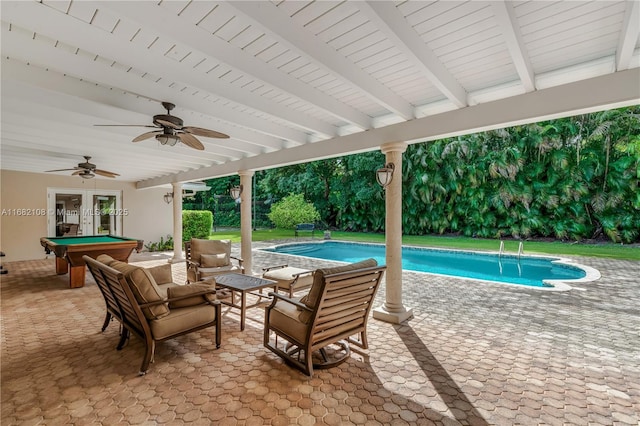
[40,235,143,288]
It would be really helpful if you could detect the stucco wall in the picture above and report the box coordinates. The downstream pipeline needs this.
[0,170,173,261]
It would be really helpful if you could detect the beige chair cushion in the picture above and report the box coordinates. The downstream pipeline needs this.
[199,264,240,279]
[301,258,378,310]
[263,267,314,292]
[167,283,217,308]
[149,304,217,340]
[201,253,228,268]
[147,264,173,285]
[190,239,231,264]
[269,297,309,343]
[96,254,116,266]
[108,260,170,320]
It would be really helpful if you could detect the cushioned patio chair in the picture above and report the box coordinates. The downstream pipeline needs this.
[185,238,244,283]
[85,255,222,375]
[263,258,385,376]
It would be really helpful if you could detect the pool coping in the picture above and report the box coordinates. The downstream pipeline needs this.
[257,240,602,292]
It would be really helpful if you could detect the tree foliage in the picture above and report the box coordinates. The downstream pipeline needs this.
[267,193,321,229]
[183,106,639,243]
[400,106,640,243]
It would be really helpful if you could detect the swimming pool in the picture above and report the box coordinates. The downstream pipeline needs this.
[260,241,600,290]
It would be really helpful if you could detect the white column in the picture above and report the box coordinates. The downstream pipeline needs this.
[373,142,413,324]
[239,170,254,275]
[169,182,184,263]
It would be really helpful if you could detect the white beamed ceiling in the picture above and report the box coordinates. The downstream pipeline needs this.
[1,0,638,187]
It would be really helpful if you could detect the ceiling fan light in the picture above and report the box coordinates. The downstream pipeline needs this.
[156,134,179,146]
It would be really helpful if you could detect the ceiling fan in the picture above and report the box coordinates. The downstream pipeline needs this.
[45,156,119,179]
[95,102,229,150]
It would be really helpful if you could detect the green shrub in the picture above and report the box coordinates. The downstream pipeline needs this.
[144,234,174,252]
[183,210,213,241]
[268,193,320,229]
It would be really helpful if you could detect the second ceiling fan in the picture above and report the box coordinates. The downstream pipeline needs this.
[96,102,229,150]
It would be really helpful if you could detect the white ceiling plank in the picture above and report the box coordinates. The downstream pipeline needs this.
[304,2,355,36]
[1,33,289,152]
[137,68,640,188]
[41,1,71,14]
[491,1,536,92]
[2,1,334,140]
[357,1,468,108]
[290,1,341,27]
[616,0,640,70]
[521,2,625,38]
[173,1,217,25]
[66,1,99,24]
[229,1,415,120]
[99,1,369,131]
[404,1,459,28]
[419,7,495,47]
[0,98,231,165]
[3,3,318,143]
[1,63,248,161]
[315,7,367,44]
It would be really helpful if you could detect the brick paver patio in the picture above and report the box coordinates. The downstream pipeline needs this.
[1,241,638,425]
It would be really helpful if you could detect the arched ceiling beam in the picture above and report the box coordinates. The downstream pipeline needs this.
[356,1,468,107]
[2,1,316,143]
[491,1,536,92]
[99,1,368,132]
[228,1,415,120]
[616,0,640,71]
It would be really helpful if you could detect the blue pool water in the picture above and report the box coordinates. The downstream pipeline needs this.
[261,241,590,288]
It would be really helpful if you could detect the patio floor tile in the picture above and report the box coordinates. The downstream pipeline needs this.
[1,242,639,425]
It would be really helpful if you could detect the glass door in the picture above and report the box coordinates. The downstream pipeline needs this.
[47,188,122,237]
[91,193,119,235]
[47,190,85,237]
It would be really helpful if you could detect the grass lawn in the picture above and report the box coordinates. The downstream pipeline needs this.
[208,229,640,261]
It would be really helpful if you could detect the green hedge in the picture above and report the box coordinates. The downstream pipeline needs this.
[182,210,213,241]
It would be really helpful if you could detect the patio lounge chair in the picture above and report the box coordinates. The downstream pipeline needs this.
[263,258,385,376]
[262,264,314,297]
[85,255,222,375]
[185,238,244,283]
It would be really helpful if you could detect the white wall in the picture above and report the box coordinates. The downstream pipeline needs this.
[0,170,173,261]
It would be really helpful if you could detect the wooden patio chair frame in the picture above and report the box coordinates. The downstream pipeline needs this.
[263,263,385,376]
[84,255,222,375]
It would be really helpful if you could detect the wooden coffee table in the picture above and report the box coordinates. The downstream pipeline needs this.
[213,273,277,331]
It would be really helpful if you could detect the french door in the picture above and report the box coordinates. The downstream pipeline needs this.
[47,188,123,237]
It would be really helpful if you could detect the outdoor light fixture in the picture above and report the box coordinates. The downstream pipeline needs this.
[156,134,179,146]
[230,185,243,200]
[163,192,174,204]
[376,163,395,188]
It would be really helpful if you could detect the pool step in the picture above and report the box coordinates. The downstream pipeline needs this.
[284,246,318,255]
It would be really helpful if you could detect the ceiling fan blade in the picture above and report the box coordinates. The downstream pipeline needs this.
[177,133,205,150]
[156,119,181,130]
[133,130,161,142]
[183,126,230,139]
[94,169,120,178]
[45,168,78,172]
